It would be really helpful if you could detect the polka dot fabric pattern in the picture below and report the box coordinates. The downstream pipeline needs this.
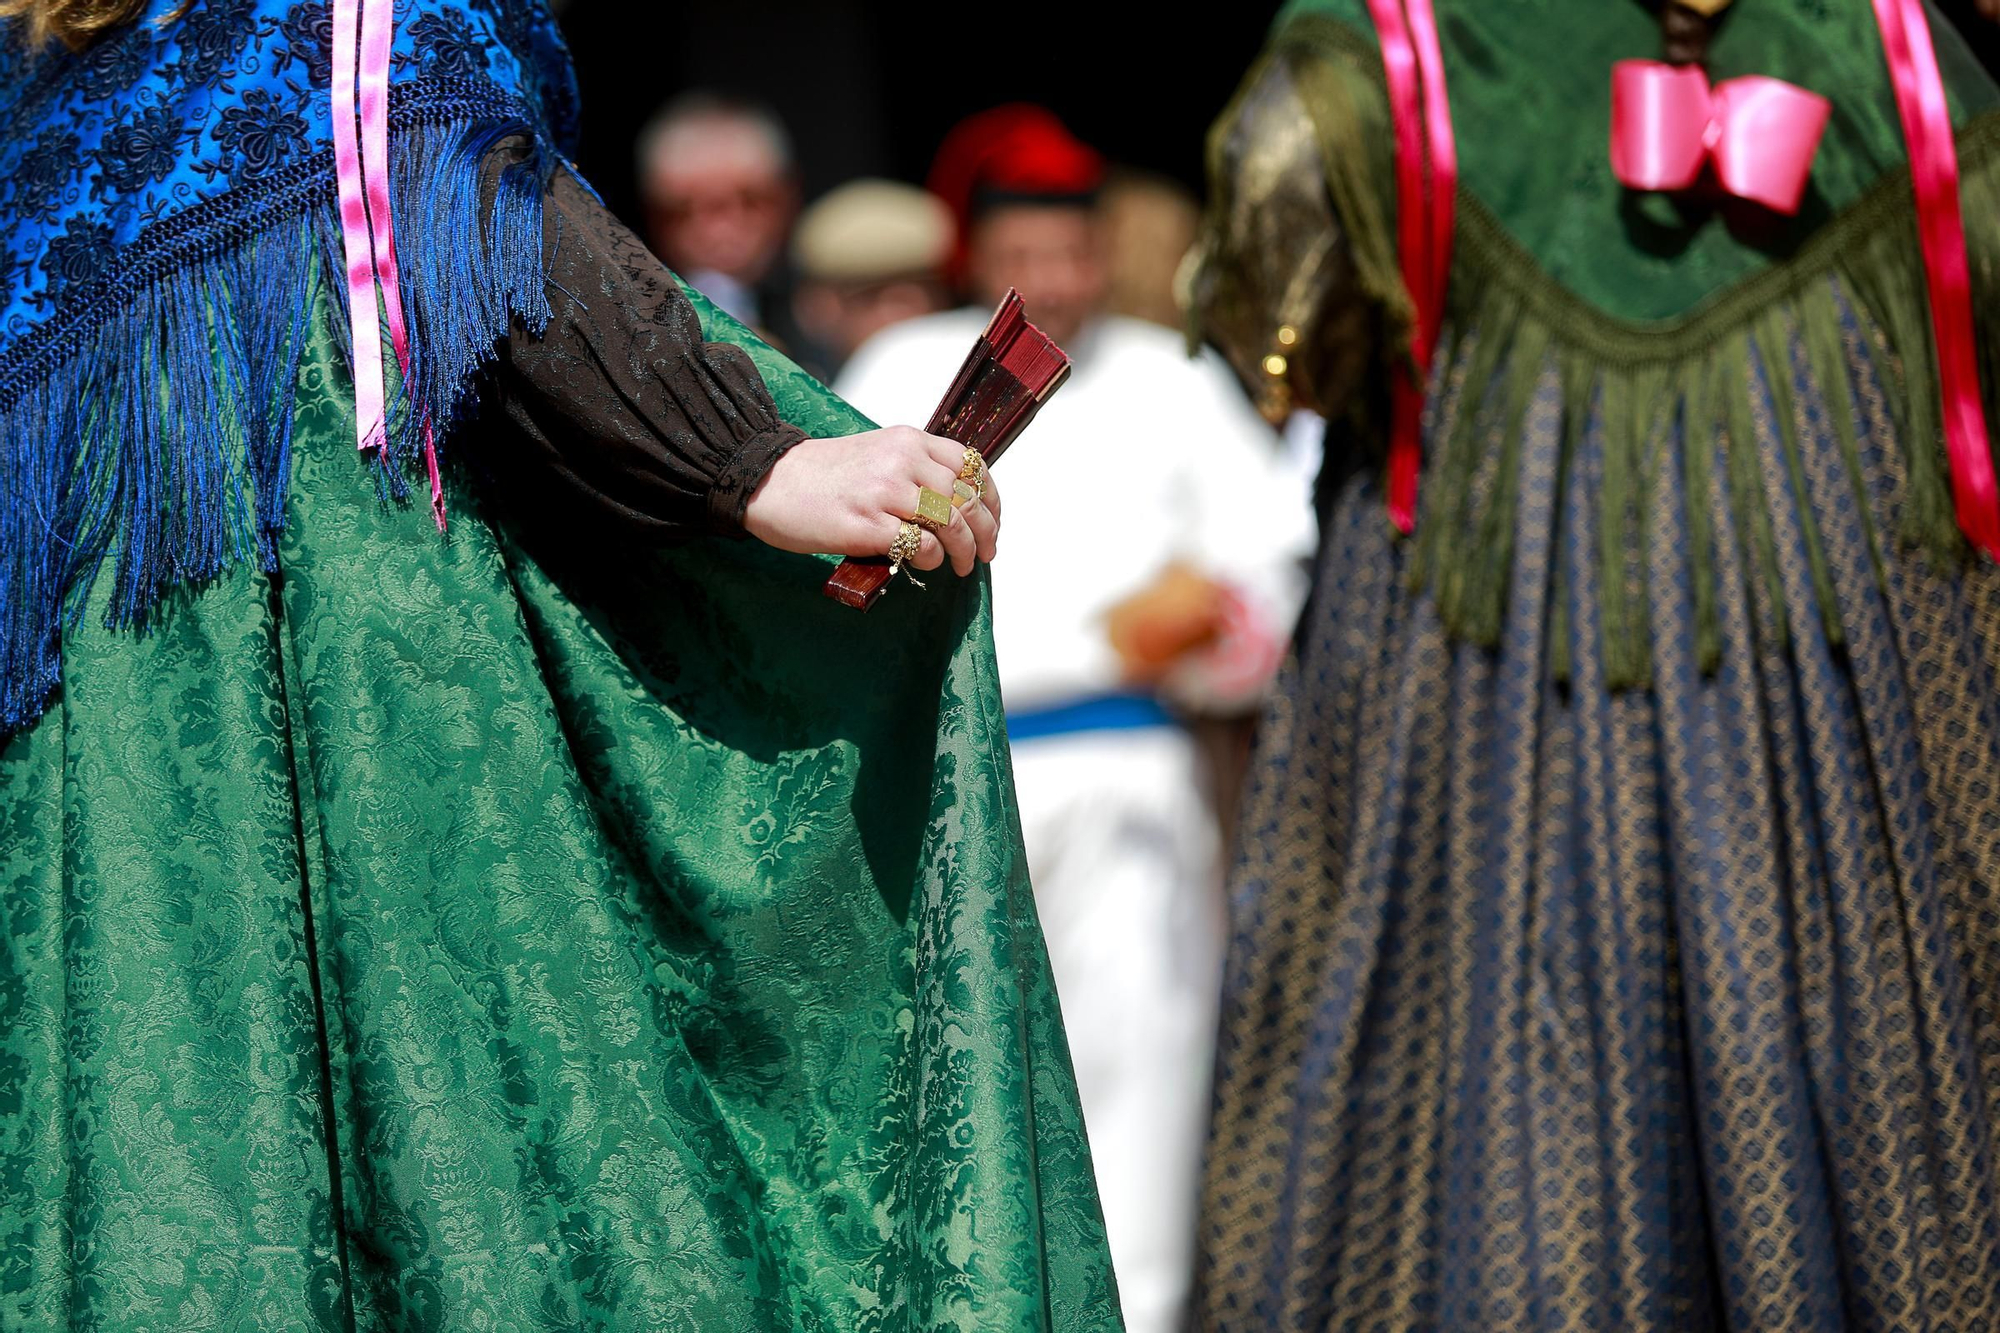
[1197,290,2000,1333]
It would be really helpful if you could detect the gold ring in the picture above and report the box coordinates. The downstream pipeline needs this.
[951,479,979,508]
[911,486,953,533]
[958,446,985,484]
[888,520,926,586]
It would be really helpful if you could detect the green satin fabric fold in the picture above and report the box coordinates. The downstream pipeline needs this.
[0,304,1121,1331]
[1274,0,2000,321]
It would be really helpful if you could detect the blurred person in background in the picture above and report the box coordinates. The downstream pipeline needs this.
[837,105,1312,1333]
[790,179,954,377]
[634,91,822,363]
[1099,166,1314,850]
[1098,169,1201,331]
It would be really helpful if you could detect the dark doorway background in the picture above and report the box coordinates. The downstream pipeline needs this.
[554,2,1284,232]
[1944,0,2000,79]
[554,0,2000,236]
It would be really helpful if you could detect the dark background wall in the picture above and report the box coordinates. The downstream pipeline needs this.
[553,1,1285,230]
[1944,0,2000,80]
[551,0,2000,233]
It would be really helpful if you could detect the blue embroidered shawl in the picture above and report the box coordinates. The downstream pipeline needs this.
[0,0,578,732]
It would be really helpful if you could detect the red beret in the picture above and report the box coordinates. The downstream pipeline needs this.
[926,105,1106,284]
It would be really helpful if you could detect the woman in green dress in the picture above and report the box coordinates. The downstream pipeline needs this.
[0,1,1122,1328]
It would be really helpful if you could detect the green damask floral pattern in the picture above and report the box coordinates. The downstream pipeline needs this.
[0,298,1122,1331]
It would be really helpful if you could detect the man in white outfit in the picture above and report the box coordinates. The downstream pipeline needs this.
[836,106,1312,1333]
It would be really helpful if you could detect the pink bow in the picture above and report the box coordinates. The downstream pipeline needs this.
[1610,61,1831,216]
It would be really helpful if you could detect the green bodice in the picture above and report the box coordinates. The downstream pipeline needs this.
[1193,0,2000,686]
[1275,0,2000,322]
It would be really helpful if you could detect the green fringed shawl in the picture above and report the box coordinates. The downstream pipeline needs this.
[1258,0,2000,688]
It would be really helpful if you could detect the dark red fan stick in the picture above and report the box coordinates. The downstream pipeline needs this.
[823,289,1072,610]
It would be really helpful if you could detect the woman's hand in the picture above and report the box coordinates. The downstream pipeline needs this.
[742,426,1000,576]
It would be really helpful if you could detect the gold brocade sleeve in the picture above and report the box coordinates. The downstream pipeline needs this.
[1184,45,1400,430]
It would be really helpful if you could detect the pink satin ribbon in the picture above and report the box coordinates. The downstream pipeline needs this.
[1610,61,1830,215]
[1871,0,1999,558]
[333,0,446,530]
[1364,0,1456,535]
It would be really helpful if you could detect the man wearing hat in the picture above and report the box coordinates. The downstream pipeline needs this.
[836,105,1312,1333]
[790,179,955,378]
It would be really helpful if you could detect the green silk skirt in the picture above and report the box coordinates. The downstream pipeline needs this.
[0,304,1123,1332]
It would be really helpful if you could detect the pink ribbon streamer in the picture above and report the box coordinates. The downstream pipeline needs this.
[333,0,446,530]
[1610,61,1831,216]
[1871,0,1999,559]
[1364,0,1456,535]
[330,0,379,448]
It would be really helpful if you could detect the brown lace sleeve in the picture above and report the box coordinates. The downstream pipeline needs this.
[480,140,806,542]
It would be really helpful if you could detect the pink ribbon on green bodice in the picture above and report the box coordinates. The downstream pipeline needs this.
[1606,4,1996,559]
[332,0,446,531]
[1869,0,2000,558]
[1610,62,1830,215]
[1364,0,1456,535]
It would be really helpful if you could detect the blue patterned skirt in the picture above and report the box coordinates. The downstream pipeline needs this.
[1197,313,2000,1331]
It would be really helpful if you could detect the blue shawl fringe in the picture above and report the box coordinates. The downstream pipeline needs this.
[0,105,553,736]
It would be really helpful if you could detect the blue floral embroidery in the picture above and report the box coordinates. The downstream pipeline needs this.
[74,22,157,100]
[276,0,334,86]
[408,10,490,81]
[211,86,308,184]
[164,0,270,88]
[0,0,577,349]
[10,129,82,224]
[467,0,577,149]
[160,0,264,89]
[94,104,186,197]
[41,216,118,298]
